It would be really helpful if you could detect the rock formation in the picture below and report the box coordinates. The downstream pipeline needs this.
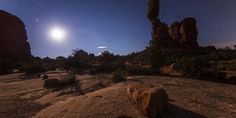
[127,82,168,117]
[147,0,199,50]
[169,22,181,47]
[148,0,169,49]
[0,10,31,73]
[0,10,31,59]
[169,22,181,41]
[147,0,159,23]
[180,17,199,49]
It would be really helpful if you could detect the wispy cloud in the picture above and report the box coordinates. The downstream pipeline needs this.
[213,40,236,48]
[97,46,107,49]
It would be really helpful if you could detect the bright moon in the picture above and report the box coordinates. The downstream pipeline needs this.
[49,26,66,42]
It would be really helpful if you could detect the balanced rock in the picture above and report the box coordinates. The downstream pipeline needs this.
[147,0,161,43]
[147,0,179,50]
[127,82,168,118]
[147,0,199,51]
[147,0,160,22]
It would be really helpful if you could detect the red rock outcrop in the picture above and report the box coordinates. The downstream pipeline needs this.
[147,0,160,22]
[169,22,181,42]
[180,17,199,49]
[147,0,160,43]
[0,10,31,74]
[0,10,31,60]
[147,0,199,50]
[148,0,173,49]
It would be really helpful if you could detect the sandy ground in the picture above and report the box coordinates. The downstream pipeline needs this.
[0,71,236,118]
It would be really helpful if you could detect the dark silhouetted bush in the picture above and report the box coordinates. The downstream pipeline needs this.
[55,56,67,69]
[112,70,126,83]
[65,49,92,73]
[43,70,77,89]
[60,70,76,86]
[43,78,60,89]
[177,55,226,79]
[0,58,14,74]
[126,65,153,75]
[22,61,46,74]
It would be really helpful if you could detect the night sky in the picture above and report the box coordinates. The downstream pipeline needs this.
[0,0,236,58]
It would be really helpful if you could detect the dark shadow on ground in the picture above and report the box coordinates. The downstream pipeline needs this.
[160,104,207,118]
[0,96,50,118]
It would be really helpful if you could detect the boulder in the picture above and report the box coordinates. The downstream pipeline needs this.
[127,82,168,117]
[43,78,60,89]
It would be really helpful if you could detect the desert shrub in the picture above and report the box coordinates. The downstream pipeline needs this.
[96,62,114,73]
[95,51,122,73]
[150,48,167,70]
[43,78,60,89]
[0,58,14,74]
[216,59,236,71]
[41,57,57,71]
[112,70,126,83]
[43,71,76,89]
[96,60,125,73]
[60,70,76,86]
[64,49,93,73]
[126,65,153,75]
[22,61,46,74]
[55,56,67,69]
[177,55,226,79]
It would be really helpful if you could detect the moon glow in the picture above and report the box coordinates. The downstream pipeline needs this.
[49,26,67,42]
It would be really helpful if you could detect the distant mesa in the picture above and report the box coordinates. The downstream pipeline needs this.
[0,10,31,60]
[148,0,199,50]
